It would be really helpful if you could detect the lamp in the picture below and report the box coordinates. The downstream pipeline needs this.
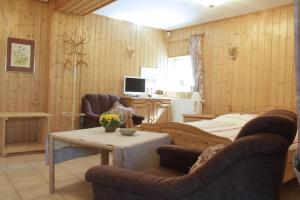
[126,46,135,57]
[228,46,238,61]
[191,92,203,114]
[198,0,227,8]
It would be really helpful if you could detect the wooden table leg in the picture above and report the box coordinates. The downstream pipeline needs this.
[49,135,55,194]
[41,117,51,148]
[0,118,7,157]
[100,149,109,165]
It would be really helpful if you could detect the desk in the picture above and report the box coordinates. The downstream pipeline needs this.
[0,112,51,156]
[48,128,171,193]
[120,97,171,123]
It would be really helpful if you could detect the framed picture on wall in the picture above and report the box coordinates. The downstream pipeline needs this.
[6,37,35,73]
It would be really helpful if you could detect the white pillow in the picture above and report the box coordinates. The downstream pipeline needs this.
[189,144,226,174]
[110,102,135,124]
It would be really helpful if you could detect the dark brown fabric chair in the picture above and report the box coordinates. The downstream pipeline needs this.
[85,110,297,200]
[81,94,144,128]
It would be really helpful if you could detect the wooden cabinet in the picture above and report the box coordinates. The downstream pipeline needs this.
[120,97,171,124]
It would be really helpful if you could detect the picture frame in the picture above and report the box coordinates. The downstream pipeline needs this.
[6,37,35,73]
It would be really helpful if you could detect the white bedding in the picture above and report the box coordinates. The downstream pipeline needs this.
[186,113,257,141]
[185,113,298,148]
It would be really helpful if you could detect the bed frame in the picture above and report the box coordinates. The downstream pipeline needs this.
[139,122,296,183]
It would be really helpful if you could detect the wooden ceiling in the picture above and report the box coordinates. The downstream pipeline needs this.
[54,0,116,16]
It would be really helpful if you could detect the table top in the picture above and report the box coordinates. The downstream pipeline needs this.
[51,127,170,150]
[0,112,52,118]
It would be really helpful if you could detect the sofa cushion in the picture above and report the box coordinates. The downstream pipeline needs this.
[85,94,101,114]
[189,144,226,174]
[110,101,134,124]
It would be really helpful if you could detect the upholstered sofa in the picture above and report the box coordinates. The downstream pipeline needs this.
[81,94,144,128]
[85,110,297,200]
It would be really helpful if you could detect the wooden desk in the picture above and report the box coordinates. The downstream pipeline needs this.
[183,113,216,122]
[120,97,171,124]
[0,112,51,156]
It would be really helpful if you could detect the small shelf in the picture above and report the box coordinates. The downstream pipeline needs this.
[6,142,44,154]
[0,112,51,157]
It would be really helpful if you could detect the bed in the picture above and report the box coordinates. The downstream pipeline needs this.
[139,113,297,183]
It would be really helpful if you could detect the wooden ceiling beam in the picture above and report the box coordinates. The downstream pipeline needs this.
[55,0,81,11]
[55,0,116,16]
[74,0,116,15]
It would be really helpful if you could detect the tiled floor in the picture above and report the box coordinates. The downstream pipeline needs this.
[0,153,101,200]
[0,153,299,200]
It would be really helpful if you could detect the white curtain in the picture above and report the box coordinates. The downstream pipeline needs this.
[189,35,204,99]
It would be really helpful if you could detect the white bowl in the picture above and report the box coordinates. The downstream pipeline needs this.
[120,128,138,136]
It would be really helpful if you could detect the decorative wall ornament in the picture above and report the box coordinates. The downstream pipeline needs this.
[228,46,238,61]
[61,29,90,130]
[126,46,135,58]
[6,37,35,73]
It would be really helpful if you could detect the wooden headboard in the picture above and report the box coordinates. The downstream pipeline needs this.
[139,122,231,151]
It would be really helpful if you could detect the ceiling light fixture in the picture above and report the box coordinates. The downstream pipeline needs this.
[197,0,227,8]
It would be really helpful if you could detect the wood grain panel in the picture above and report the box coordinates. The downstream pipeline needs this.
[1,0,295,135]
[55,0,116,16]
[48,12,168,131]
[0,0,51,143]
[166,5,295,115]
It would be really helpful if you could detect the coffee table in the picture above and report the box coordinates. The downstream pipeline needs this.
[48,127,171,193]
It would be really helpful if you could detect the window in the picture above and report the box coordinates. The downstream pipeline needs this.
[163,55,194,92]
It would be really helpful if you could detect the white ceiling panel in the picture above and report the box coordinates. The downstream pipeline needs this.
[94,0,292,30]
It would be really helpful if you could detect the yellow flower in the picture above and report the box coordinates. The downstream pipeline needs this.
[100,113,120,125]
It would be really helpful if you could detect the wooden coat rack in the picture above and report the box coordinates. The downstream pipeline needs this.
[61,29,90,130]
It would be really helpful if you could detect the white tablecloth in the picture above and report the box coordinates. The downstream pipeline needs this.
[48,127,171,170]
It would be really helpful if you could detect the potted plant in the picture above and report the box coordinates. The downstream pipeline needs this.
[99,112,121,132]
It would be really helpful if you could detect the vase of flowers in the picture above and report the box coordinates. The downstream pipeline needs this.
[99,112,121,132]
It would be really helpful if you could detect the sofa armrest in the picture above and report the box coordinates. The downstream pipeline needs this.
[157,145,202,173]
[193,134,289,184]
[85,165,189,199]
[85,113,99,121]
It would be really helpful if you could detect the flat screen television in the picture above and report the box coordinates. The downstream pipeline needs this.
[124,76,146,96]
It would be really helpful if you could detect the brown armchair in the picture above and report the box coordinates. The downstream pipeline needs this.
[81,94,144,129]
[85,110,297,200]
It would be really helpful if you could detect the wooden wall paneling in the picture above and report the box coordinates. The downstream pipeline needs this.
[0,0,50,143]
[250,13,260,112]
[276,7,288,108]
[166,5,295,115]
[270,8,281,109]
[262,10,274,109]
[285,6,296,110]
[229,17,239,112]
[255,11,266,111]
[48,9,59,131]
[134,24,140,73]
[47,12,168,131]
[202,23,213,113]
